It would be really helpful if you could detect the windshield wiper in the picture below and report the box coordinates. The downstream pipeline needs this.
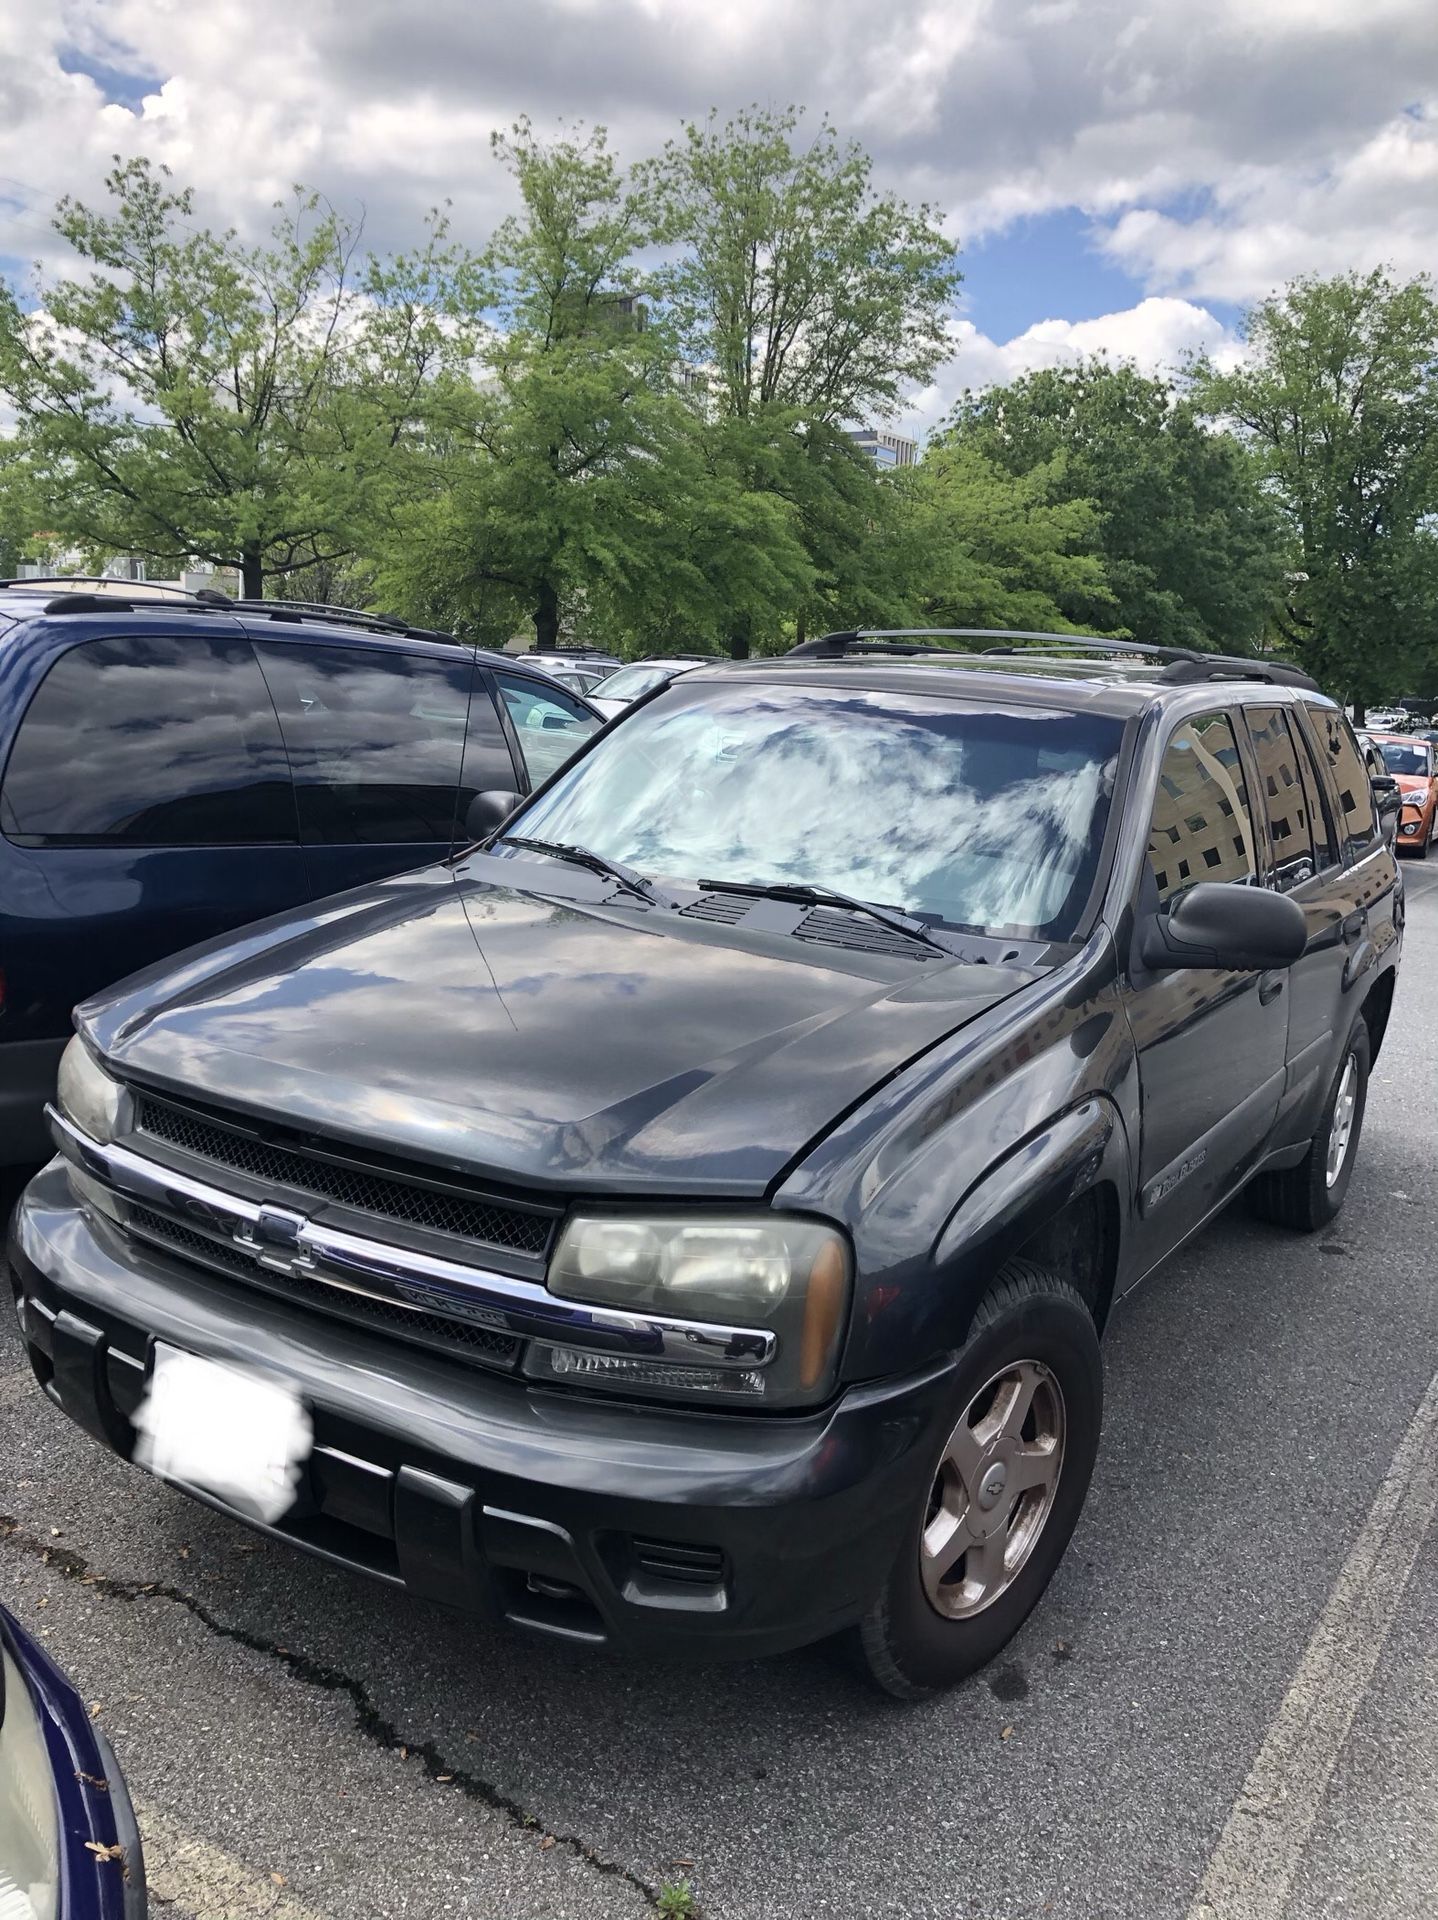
[695,876,956,957]
[501,836,679,910]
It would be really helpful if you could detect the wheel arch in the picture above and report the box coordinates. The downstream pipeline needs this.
[1360,966,1396,1065]
[932,1096,1130,1344]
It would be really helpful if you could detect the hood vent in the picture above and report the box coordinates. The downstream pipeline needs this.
[792,905,942,960]
[678,895,751,925]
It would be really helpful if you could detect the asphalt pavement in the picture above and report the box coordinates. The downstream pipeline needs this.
[4,865,1438,1920]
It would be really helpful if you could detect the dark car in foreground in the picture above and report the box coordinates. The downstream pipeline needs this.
[0,580,601,1168]
[9,631,1400,1696]
[1,1602,145,1918]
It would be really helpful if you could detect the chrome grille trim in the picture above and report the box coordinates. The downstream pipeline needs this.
[125,1204,522,1369]
[48,1108,776,1370]
[132,1091,556,1258]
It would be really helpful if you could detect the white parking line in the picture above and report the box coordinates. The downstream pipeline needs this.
[1187,1368,1438,1920]
[136,1795,335,1919]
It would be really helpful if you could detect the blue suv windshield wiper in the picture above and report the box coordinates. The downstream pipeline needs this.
[501,836,679,911]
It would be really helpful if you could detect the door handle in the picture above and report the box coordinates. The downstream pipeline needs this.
[1258,972,1285,1005]
[1341,910,1366,945]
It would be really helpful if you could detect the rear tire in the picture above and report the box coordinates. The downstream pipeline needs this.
[1246,1021,1370,1232]
[855,1261,1102,1700]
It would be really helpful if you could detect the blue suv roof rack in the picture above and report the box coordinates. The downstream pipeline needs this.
[0,576,457,646]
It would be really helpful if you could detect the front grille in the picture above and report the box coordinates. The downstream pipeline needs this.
[126,1206,522,1371]
[133,1094,555,1257]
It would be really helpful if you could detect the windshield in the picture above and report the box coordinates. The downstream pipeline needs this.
[1379,741,1432,776]
[500,682,1125,940]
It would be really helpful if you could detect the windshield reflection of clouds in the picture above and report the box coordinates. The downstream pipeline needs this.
[515,688,1122,939]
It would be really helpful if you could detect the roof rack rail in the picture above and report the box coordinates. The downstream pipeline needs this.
[1,573,234,607]
[985,637,1317,691]
[226,598,455,644]
[789,627,1319,691]
[41,592,139,615]
[788,626,1152,659]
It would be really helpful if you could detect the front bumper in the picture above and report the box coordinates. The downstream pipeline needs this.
[9,1161,956,1663]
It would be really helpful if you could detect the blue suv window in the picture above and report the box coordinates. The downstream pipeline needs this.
[255,642,476,844]
[0,632,295,846]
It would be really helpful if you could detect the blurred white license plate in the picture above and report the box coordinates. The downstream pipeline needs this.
[134,1346,312,1525]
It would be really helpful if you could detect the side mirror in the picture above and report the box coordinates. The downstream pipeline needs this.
[464,789,522,842]
[1138,881,1307,974]
[1372,775,1403,820]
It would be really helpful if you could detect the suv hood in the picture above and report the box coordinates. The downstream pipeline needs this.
[79,861,1039,1197]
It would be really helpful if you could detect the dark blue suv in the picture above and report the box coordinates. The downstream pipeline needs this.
[0,581,600,1166]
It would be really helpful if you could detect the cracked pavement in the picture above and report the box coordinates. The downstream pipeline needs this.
[4,862,1438,1919]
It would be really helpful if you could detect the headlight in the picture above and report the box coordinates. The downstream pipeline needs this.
[56,1036,126,1145]
[532,1213,852,1408]
[0,1636,61,1920]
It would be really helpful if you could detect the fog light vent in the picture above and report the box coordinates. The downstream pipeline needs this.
[632,1538,725,1587]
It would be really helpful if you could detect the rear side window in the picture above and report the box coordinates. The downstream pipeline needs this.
[495,673,600,789]
[256,642,472,844]
[1305,705,1378,858]
[1244,706,1333,890]
[1146,713,1257,908]
[0,633,295,846]
[1289,715,1338,873]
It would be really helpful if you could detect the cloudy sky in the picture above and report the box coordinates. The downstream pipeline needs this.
[3,0,1436,435]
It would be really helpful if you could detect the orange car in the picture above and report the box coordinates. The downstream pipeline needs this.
[1366,732,1438,855]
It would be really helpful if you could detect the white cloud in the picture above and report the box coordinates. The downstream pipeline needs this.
[1100,107,1438,300]
[0,0,1433,373]
[898,298,1243,438]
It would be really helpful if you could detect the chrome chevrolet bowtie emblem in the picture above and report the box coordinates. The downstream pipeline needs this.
[234,1205,314,1278]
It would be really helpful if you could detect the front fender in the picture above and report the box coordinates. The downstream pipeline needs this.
[932,1095,1131,1333]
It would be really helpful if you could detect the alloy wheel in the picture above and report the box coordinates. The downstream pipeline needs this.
[1326,1053,1359,1188]
[920,1359,1066,1619]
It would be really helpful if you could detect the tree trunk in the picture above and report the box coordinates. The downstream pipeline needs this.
[534,578,561,651]
[727,613,752,660]
[240,547,264,600]
[1352,698,1367,726]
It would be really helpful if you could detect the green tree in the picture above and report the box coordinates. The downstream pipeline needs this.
[1193,271,1438,709]
[948,361,1287,654]
[642,106,961,652]
[377,122,688,648]
[906,442,1116,633]
[0,157,478,597]
[0,441,46,577]
[377,123,823,658]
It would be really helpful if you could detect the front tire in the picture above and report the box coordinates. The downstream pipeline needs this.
[1246,1020,1371,1232]
[855,1261,1102,1699]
